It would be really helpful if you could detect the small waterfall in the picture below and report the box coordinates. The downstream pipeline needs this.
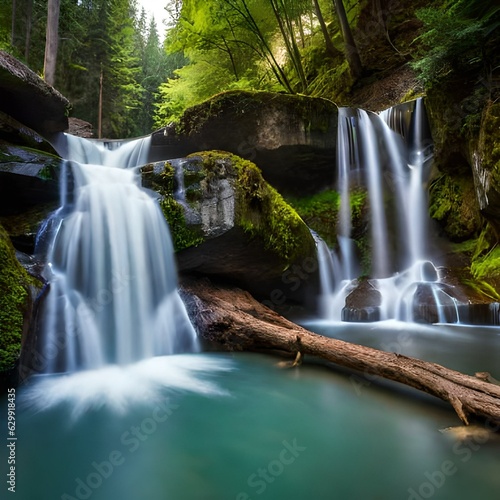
[39,134,198,373]
[320,99,464,323]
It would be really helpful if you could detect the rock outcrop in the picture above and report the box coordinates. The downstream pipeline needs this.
[142,151,320,309]
[150,90,337,196]
[0,51,70,137]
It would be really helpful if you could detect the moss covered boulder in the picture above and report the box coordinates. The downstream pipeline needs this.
[142,151,319,308]
[150,90,337,196]
[0,223,41,388]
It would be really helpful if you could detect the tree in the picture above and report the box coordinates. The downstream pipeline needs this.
[333,0,362,78]
[313,0,340,59]
[43,0,61,86]
[184,278,500,427]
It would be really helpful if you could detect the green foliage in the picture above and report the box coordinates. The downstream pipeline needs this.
[411,2,500,87]
[466,224,500,291]
[160,196,204,252]
[155,61,239,125]
[193,151,314,263]
[0,224,30,371]
[471,246,500,281]
[288,189,367,248]
[429,174,481,241]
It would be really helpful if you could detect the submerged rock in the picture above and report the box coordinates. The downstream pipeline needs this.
[142,151,319,308]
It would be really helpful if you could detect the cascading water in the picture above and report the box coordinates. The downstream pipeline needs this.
[319,98,462,323]
[38,134,198,373]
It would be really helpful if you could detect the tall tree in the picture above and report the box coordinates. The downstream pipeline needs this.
[333,0,362,78]
[44,0,61,86]
[313,0,339,59]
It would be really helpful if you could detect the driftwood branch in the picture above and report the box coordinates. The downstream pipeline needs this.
[181,277,500,428]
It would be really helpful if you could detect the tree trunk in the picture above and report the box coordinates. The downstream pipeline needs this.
[180,277,500,428]
[24,0,34,63]
[333,0,363,78]
[43,0,61,86]
[312,0,341,59]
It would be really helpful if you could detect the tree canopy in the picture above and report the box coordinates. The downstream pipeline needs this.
[0,0,498,137]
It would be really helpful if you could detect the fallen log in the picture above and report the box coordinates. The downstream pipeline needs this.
[180,277,500,428]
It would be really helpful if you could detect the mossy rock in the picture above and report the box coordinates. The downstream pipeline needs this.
[151,90,337,196]
[0,223,38,373]
[286,189,368,251]
[144,151,319,306]
[429,174,481,241]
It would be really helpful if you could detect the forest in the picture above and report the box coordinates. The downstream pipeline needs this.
[1,0,498,139]
[1,1,500,499]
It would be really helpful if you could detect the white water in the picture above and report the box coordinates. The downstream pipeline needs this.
[320,99,463,323]
[40,135,198,373]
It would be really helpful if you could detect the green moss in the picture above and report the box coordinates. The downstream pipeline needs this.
[159,197,204,252]
[429,174,481,241]
[481,102,500,186]
[175,90,334,137]
[155,161,204,251]
[193,151,314,264]
[287,189,367,249]
[0,223,32,372]
[449,238,478,256]
[471,246,500,280]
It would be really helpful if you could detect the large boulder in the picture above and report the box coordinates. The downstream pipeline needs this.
[150,90,337,196]
[0,51,69,138]
[142,151,320,309]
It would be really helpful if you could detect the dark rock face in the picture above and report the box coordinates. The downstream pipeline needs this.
[150,91,338,196]
[0,143,61,253]
[0,143,60,214]
[0,51,69,137]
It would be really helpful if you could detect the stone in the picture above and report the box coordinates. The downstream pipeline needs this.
[0,51,69,137]
[0,143,61,216]
[149,90,337,196]
[142,151,319,307]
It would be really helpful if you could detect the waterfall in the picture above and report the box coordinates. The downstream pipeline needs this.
[39,134,198,373]
[318,99,463,323]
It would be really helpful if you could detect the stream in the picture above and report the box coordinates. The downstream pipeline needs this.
[2,322,500,500]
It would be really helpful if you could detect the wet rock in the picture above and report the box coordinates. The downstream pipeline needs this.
[0,143,61,215]
[342,279,382,322]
